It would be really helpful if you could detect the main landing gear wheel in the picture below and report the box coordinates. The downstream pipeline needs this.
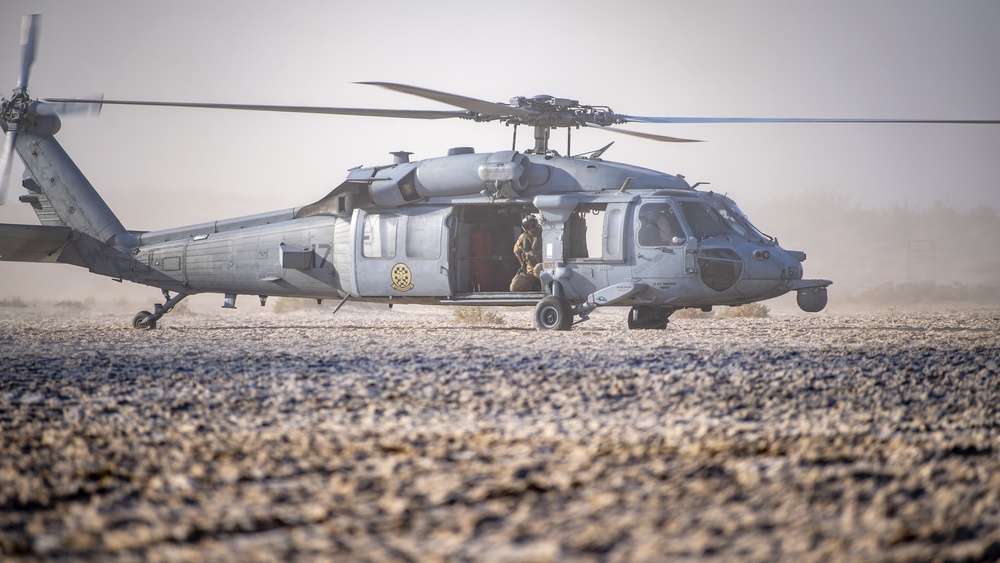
[627,306,674,330]
[534,295,573,331]
[132,311,156,330]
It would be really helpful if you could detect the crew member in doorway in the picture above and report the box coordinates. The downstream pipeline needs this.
[510,215,543,291]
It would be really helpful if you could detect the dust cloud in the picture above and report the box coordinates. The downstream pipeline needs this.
[743,191,1000,307]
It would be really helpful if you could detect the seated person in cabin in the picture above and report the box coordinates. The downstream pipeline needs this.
[510,215,543,291]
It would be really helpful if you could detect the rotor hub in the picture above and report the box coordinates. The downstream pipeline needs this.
[506,94,619,129]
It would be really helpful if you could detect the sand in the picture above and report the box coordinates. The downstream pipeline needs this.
[1,304,998,561]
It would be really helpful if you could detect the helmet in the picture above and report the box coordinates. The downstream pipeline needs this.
[522,216,539,230]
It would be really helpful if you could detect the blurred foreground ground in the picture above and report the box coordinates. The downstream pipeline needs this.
[1,304,998,561]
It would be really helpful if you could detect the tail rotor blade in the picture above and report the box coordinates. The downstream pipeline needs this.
[0,130,18,205]
[17,14,41,91]
[37,93,104,117]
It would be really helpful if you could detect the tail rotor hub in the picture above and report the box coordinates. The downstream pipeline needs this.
[2,90,33,128]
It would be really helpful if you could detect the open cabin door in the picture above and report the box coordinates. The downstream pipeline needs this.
[353,208,452,297]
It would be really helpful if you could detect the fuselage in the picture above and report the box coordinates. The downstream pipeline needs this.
[116,151,830,311]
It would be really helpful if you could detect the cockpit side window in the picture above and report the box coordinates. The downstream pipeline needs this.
[678,201,728,240]
[637,203,685,246]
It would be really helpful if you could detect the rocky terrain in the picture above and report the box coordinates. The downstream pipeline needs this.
[1,304,998,561]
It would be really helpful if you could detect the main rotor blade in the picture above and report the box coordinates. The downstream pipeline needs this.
[622,115,1000,125]
[43,98,472,120]
[586,123,701,143]
[0,130,17,204]
[17,14,41,91]
[358,82,535,119]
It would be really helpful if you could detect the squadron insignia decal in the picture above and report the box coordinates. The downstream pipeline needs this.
[391,263,414,292]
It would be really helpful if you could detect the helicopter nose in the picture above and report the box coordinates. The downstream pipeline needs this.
[785,250,806,279]
[750,247,803,280]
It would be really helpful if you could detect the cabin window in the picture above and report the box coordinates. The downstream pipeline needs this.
[362,212,398,258]
[605,208,623,256]
[565,204,607,260]
[564,202,626,261]
[405,210,442,259]
[565,211,590,259]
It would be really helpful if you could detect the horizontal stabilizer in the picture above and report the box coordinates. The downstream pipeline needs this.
[0,223,73,262]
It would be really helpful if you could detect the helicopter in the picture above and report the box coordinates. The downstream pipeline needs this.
[3,15,998,331]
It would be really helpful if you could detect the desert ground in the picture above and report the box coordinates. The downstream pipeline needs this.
[1,302,998,562]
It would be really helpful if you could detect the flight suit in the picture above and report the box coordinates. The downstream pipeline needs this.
[510,230,542,291]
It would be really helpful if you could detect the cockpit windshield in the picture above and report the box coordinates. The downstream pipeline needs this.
[721,199,774,242]
[677,201,728,240]
[714,206,749,237]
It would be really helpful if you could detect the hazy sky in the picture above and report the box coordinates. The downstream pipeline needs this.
[1,0,998,301]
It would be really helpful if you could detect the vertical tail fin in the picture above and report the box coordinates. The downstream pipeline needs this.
[15,127,128,246]
[1,14,127,247]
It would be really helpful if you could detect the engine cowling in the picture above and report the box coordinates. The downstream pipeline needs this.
[367,151,541,207]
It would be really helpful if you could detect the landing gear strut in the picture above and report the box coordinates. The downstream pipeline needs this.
[627,306,675,330]
[132,290,189,330]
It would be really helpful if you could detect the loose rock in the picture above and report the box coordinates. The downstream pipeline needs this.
[1,305,998,561]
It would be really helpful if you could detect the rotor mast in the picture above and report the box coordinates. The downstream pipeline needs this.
[510,94,585,155]
[508,94,626,155]
[532,125,550,154]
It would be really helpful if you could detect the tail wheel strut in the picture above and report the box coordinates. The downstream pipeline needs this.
[131,290,188,330]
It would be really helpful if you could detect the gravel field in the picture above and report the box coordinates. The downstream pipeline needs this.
[1,304,999,562]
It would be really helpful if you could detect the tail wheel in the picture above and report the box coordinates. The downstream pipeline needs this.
[534,296,573,331]
[132,311,156,330]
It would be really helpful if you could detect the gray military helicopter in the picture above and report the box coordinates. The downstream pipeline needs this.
[3,15,998,330]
